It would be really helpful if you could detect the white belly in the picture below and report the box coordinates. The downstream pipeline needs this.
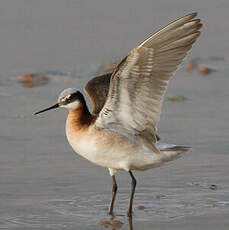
[66,127,187,172]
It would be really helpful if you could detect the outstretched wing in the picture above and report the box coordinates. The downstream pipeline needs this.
[95,13,202,152]
[84,72,112,114]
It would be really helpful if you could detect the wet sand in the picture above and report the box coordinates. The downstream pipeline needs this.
[1,0,229,229]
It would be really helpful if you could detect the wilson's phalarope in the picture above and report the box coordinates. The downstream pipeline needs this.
[35,13,202,217]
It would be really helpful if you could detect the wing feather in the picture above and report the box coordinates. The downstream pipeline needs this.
[84,72,112,114]
[95,13,202,152]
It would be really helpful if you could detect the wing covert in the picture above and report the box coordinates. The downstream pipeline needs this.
[84,72,112,114]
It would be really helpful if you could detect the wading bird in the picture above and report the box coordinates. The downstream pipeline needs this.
[35,13,202,217]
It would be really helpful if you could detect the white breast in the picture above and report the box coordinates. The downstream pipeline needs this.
[66,127,136,171]
[67,133,98,162]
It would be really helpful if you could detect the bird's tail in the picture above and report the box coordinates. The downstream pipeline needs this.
[157,142,191,162]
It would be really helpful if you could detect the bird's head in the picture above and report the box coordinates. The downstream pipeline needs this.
[34,88,85,115]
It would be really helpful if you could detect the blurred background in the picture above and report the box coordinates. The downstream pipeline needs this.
[1,0,229,229]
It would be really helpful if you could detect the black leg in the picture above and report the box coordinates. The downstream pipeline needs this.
[108,175,118,215]
[128,216,134,230]
[127,171,137,217]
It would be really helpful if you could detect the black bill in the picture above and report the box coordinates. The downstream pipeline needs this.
[34,103,59,115]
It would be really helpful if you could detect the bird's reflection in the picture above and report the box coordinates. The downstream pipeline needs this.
[98,216,134,230]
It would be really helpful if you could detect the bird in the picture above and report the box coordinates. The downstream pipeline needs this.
[34,13,202,217]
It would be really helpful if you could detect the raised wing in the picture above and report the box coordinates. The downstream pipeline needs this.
[84,72,112,114]
[95,13,202,152]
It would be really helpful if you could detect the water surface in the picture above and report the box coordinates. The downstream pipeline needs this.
[1,0,229,229]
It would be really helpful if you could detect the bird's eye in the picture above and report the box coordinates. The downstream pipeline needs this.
[66,94,72,100]
[64,95,72,102]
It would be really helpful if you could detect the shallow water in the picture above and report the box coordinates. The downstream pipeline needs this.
[1,0,229,229]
